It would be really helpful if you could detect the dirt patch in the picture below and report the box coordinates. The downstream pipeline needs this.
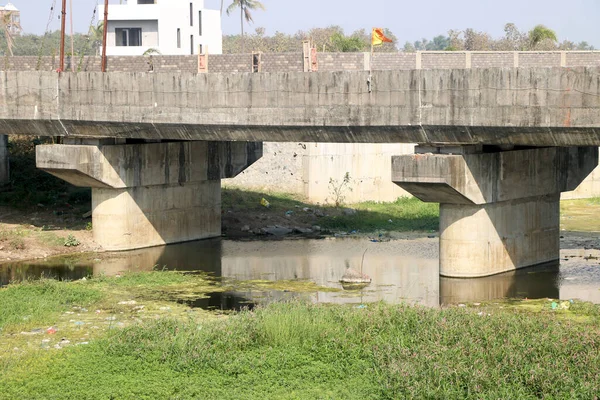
[0,205,99,263]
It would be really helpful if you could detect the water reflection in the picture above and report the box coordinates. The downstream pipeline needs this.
[440,263,560,305]
[1,238,599,308]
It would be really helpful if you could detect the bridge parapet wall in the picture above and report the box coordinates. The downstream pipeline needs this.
[3,51,600,74]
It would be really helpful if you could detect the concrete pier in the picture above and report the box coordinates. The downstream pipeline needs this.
[392,146,598,277]
[36,141,262,251]
[0,135,8,186]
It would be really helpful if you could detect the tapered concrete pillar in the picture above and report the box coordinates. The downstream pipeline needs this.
[36,141,262,251]
[0,135,8,186]
[392,146,598,277]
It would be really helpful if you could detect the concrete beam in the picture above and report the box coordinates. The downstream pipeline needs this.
[37,141,262,251]
[4,69,600,146]
[392,147,598,205]
[36,141,262,189]
[392,146,598,277]
[0,135,8,186]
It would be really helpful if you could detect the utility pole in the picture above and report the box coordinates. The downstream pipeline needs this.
[70,0,74,71]
[59,0,67,71]
[101,0,109,72]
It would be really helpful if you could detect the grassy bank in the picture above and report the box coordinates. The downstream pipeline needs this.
[223,188,440,234]
[561,197,600,232]
[1,274,600,399]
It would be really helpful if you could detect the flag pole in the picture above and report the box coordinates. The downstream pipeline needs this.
[368,29,374,93]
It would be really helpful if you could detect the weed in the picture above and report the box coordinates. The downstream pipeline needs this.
[0,279,103,332]
[9,238,25,250]
[63,235,80,247]
[327,172,353,207]
[1,300,599,398]
[85,222,93,231]
[37,231,65,247]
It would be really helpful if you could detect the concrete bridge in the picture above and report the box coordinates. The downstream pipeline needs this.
[2,52,600,278]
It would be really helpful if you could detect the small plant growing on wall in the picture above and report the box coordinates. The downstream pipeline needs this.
[143,48,161,72]
[328,172,353,207]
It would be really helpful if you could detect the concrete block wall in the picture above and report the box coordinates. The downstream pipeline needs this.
[566,53,600,67]
[207,54,251,73]
[471,52,514,68]
[519,52,562,68]
[317,53,364,71]
[3,51,600,73]
[261,53,303,73]
[422,52,466,69]
[372,53,417,70]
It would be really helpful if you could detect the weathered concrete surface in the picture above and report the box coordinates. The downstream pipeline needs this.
[225,142,600,202]
[392,147,599,205]
[4,69,600,146]
[225,142,414,203]
[36,141,262,188]
[439,196,560,278]
[392,147,598,277]
[0,135,8,185]
[92,181,221,251]
[37,142,262,251]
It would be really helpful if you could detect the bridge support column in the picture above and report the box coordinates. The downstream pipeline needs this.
[392,146,598,277]
[36,141,262,251]
[0,135,8,186]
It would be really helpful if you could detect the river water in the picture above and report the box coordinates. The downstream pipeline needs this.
[1,237,599,308]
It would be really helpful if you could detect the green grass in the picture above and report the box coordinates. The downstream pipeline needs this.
[223,188,440,233]
[560,197,600,232]
[2,300,600,399]
[321,197,439,232]
[0,279,103,333]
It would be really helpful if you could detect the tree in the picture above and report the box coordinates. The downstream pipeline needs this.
[88,22,104,56]
[403,41,416,53]
[329,31,367,52]
[0,11,21,56]
[226,0,265,54]
[529,24,557,49]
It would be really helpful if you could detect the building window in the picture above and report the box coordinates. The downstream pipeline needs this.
[177,29,181,48]
[137,0,155,4]
[199,44,203,54]
[198,11,202,36]
[115,28,142,47]
[190,3,193,26]
[190,35,194,55]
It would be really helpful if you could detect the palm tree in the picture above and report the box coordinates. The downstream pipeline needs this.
[226,0,265,54]
[529,24,557,49]
[88,21,104,56]
[0,11,21,56]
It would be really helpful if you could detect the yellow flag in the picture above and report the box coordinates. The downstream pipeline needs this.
[372,28,393,46]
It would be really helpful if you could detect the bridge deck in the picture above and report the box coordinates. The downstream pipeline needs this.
[1,68,600,146]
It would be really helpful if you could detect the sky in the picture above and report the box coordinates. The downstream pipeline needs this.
[11,0,600,47]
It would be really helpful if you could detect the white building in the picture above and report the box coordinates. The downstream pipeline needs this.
[98,0,222,56]
[0,2,21,36]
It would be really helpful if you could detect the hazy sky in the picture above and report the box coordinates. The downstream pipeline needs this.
[11,0,600,47]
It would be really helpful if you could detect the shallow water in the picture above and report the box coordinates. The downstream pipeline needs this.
[1,237,599,308]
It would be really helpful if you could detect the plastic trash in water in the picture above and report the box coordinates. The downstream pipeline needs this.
[260,198,271,208]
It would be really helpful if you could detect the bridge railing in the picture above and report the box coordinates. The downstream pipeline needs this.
[2,51,600,74]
